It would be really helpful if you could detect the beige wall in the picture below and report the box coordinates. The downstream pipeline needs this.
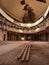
[0,30,4,41]
[0,30,7,41]
[0,29,49,41]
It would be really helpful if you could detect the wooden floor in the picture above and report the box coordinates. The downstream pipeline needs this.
[0,41,49,65]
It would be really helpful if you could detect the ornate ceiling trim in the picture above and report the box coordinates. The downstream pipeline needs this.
[0,12,49,34]
[0,6,49,28]
[0,5,49,34]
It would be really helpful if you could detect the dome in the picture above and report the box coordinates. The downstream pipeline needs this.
[0,0,49,23]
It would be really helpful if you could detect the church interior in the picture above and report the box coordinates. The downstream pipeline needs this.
[0,0,49,65]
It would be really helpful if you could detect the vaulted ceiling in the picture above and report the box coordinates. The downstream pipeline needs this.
[0,0,49,23]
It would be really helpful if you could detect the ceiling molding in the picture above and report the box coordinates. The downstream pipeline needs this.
[0,6,49,27]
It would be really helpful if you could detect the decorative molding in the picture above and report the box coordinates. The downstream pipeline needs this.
[0,6,49,27]
[0,14,49,34]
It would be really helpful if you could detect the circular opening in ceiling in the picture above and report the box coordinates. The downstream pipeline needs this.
[20,0,25,5]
